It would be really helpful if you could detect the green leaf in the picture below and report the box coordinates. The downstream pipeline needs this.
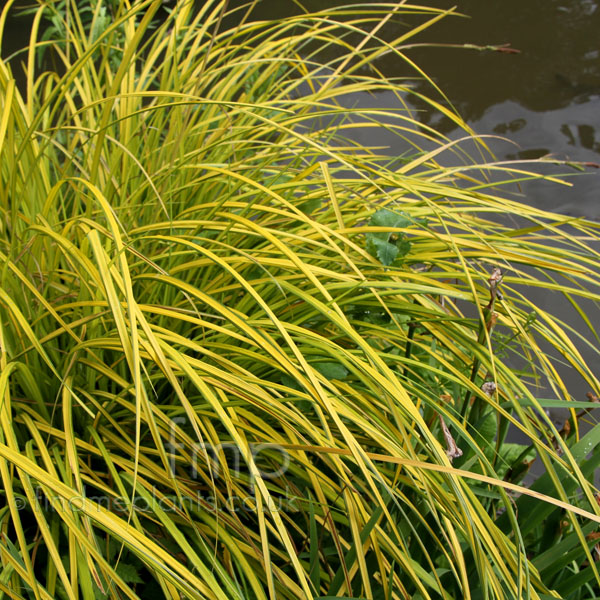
[496,422,600,537]
[497,443,536,479]
[366,209,413,265]
[395,237,411,259]
[116,563,144,584]
[368,235,399,266]
[534,521,596,573]
[298,198,323,214]
[499,443,535,466]
[555,563,600,597]
[313,362,348,380]
[281,374,304,392]
[506,398,600,410]
[309,497,320,591]
[328,507,383,596]
[370,209,411,229]
[476,411,497,452]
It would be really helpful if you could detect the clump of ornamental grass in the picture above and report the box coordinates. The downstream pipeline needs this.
[1,0,600,598]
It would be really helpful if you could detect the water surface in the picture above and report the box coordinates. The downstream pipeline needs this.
[233,0,600,217]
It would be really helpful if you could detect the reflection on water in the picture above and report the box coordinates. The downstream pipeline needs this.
[453,99,600,218]
[391,0,600,219]
[221,0,600,217]
[401,0,600,115]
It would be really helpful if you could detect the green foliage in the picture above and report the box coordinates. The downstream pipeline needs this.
[366,209,414,266]
[0,0,599,598]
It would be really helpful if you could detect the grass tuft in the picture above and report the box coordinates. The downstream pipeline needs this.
[0,1,599,598]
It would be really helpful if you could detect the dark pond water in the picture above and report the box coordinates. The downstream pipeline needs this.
[251,0,600,218]
[398,0,600,219]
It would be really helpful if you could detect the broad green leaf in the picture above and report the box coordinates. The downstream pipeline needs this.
[313,362,349,380]
[369,209,411,229]
[367,234,399,266]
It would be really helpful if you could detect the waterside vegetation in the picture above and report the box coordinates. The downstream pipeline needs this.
[1,1,600,598]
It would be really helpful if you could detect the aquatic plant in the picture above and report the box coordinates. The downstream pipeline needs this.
[0,0,599,598]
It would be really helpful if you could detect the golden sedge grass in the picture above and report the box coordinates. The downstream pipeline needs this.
[0,0,599,598]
